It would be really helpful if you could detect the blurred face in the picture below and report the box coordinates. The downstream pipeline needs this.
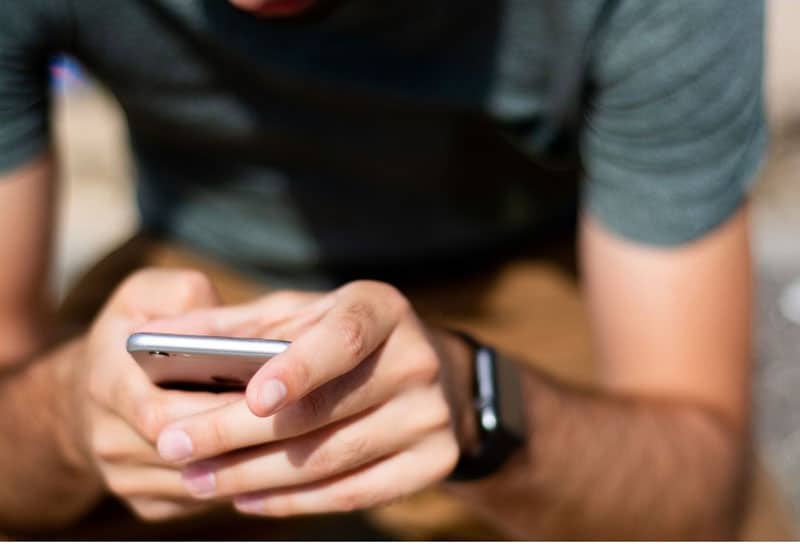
[228,0,321,18]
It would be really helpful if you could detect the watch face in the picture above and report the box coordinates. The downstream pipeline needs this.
[495,352,527,440]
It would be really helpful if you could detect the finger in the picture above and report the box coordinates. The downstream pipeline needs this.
[88,268,226,417]
[107,380,244,446]
[158,320,434,462]
[92,394,239,468]
[232,430,459,517]
[179,386,450,499]
[138,289,326,339]
[245,281,409,417]
[103,463,194,500]
[104,268,222,320]
[90,408,174,468]
[126,496,213,522]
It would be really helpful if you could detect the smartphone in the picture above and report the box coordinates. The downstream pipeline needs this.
[127,332,290,390]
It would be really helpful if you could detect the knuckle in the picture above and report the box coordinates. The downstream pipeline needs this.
[306,435,368,477]
[400,343,440,386]
[87,375,107,405]
[336,435,371,469]
[380,283,410,313]
[205,416,233,454]
[114,268,216,309]
[435,435,461,481]
[119,268,158,291]
[135,507,169,523]
[92,430,125,463]
[284,352,312,396]
[264,289,303,307]
[129,499,180,522]
[336,436,372,469]
[295,387,329,426]
[305,444,336,476]
[442,442,460,477]
[340,279,371,293]
[261,496,295,517]
[332,489,371,513]
[106,474,133,499]
[206,465,235,498]
[425,396,453,431]
[117,267,169,297]
[337,305,371,360]
[346,280,409,313]
[133,399,165,442]
[107,269,153,307]
[172,270,215,306]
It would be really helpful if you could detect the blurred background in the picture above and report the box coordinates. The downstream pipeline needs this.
[51,0,800,527]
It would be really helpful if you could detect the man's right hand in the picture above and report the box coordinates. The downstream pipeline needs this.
[67,268,244,521]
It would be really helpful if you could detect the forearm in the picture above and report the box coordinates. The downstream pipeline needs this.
[0,338,103,533]
[447,365,749,540]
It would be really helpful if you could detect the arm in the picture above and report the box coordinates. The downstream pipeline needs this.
[0,155,56,362]
[0,4,102,525]
[0,5,257,532]
[445,207,753,539]
[145,206,749,539]
[140,4,763,535]
[442,0,765,536]
[0,160,242,532]
[0,155,103,530]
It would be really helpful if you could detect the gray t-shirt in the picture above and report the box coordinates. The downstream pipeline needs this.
[0,1,766,282]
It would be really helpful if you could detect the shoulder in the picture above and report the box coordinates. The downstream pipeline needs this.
[595,0,764,88]
[580,0,766,247]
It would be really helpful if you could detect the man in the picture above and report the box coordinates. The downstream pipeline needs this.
[0,0,783,540]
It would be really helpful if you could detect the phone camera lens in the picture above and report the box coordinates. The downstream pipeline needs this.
[149,351,170,357]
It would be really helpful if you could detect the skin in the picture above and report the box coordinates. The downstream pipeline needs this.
[143,207,751,539]
[0,144,753,538]
[0,155,238,527]
[0,4,754,535]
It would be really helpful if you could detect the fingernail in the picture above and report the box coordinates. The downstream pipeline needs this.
[234,493,264,514]
[182,463,216,497]
[259,379,287,415]
[157,429,193,461]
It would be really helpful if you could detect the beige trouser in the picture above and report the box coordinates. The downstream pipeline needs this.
[27,234,794,540]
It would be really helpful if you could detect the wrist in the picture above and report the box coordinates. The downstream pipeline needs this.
[49,337,102,482]
[443,330,527,481]
[0,337,103,529]
[435,327,481,456]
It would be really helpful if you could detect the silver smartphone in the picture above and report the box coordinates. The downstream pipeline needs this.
[127,332,290,390]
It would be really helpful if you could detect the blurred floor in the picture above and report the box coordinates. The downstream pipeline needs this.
[51,0,800,528]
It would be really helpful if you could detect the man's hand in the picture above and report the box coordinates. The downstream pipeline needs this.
[146,204,754,539]
[69,268,244,521]
[148,281,471,516]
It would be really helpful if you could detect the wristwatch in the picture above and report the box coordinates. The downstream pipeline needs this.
[447,331,527,481]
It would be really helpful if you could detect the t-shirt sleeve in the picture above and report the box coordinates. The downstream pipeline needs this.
[0,2,68,175]
[581,0,766,246]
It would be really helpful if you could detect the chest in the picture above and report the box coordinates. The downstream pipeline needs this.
[69,1,582,183]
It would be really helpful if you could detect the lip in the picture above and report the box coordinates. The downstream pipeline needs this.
[250,0,317,17]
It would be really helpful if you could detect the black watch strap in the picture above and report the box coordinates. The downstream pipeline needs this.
[447,332,526,482]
